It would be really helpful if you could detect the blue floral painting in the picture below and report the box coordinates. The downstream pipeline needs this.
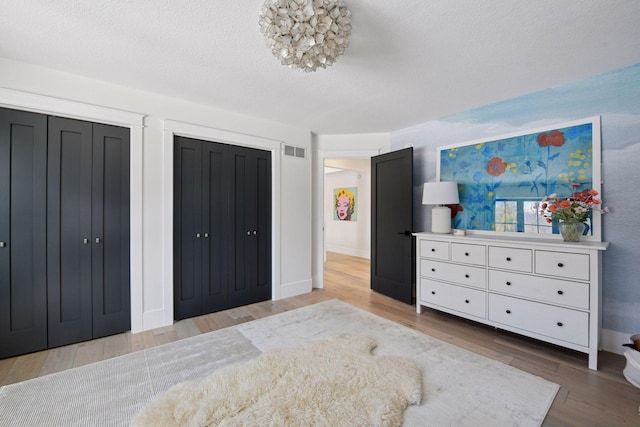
[439,119,596,233]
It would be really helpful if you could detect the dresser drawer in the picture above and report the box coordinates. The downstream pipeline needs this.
[488,294,588,346]
[451,243,486,266]
[420,278,486,319]
[535,250,590,281]
[421,259,486,289]
[489,270,589,310]
[488,246,532,272]
[419,239,449,260]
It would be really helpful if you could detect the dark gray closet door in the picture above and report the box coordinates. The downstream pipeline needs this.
[228,146,252,306]
[0,108,48,359]
[92,123,130,338]
[174,137,231,319]
[174,137,271,319]
[47,117,94,347]
[202,142,230,313]
[253,148,271,303]
[174,136,204,320]
[228,146,271,307]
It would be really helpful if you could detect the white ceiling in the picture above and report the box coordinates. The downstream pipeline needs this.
[2,1,640,135]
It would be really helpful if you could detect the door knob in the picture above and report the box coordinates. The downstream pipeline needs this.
[196,233,201,238]
[253,230,257,235]
[0,241,6,248]
[204,232,209,238]
[83,238,89,244]
[95,237,101,244]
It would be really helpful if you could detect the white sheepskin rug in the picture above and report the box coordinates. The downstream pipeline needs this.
[130,335,422,427]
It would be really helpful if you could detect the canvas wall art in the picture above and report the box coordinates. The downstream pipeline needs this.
[438,117,600,238]
[333,187,357,221]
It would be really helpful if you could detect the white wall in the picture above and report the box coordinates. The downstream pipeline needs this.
[0,58,313,332]
[324,162,371,258]
[312,133,390,288]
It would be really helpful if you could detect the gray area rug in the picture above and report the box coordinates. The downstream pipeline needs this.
[0,299,559,426]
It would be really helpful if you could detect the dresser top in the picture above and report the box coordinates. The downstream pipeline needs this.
[413,232,609,251]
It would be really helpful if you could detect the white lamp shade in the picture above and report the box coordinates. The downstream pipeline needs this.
[422,181,460,205]
[422,181,459,234]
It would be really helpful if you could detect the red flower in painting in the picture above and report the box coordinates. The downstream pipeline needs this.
[486,157,507,176]
[537,130,565,147]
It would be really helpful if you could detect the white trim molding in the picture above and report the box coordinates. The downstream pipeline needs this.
[313,149,381,289]
[161,119,283,329]
[0,87,146,333]
[602,328,630,356]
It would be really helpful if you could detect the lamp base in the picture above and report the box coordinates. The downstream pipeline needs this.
[431,206,452,234]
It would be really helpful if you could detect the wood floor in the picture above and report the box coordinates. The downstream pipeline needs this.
[1,252,639,426]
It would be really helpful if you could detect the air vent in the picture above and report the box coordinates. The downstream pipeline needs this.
[284,145,295,156]
[284,145,306,159]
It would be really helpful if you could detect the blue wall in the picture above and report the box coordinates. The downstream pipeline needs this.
[391,63,640,334]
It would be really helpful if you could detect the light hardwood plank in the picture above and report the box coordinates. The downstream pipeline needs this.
[39,344,77,377]
[3,350,48,386]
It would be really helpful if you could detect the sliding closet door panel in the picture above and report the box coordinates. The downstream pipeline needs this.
[228,148,252,306]
[228,146,271,307]
[47,117,93,348]
[202,142,229,312]
[174,137,203,320]
[255,151,272,301]
[0,109,48,358]
[92,124,130,338]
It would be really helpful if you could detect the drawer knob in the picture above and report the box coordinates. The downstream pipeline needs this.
[431,291,436,295]
[465,274,469,278]
[506,310,511,314]
[506,281,511,286]
[465,299,470,304]
[557,290,564,295]
[506,257,512,261]
[557,322,563,327]
[558,262,564,267]
[431,248,436,252]
[431,268,435,272]
[465,252,469,256]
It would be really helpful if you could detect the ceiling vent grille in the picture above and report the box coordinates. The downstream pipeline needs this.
[284,145,306,159]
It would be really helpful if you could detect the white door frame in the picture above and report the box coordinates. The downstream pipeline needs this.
[313,149,380,289]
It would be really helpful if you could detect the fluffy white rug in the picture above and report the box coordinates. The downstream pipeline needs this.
[130,335,422,427]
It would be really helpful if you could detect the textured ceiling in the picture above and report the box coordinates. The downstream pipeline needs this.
[1,1,640,134]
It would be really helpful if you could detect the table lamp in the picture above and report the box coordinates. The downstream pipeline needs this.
[422,181,460,234]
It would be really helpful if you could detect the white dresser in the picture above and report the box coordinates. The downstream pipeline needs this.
[414,232,608,370]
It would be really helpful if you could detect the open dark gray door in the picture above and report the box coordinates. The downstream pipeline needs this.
[371,148,414,304]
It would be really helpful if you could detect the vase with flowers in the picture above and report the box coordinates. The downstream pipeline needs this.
[539,183,608,242]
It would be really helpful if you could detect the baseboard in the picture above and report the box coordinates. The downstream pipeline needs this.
[279,279,313,299]
[325,244,370,259]
[141,308,172,332]
[602,328,631,355]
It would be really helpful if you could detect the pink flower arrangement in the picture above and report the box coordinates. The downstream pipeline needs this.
[539,183,609,223]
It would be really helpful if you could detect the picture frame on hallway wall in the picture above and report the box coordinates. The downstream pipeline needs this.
[437,116,602,241]
[333,187,358,221]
